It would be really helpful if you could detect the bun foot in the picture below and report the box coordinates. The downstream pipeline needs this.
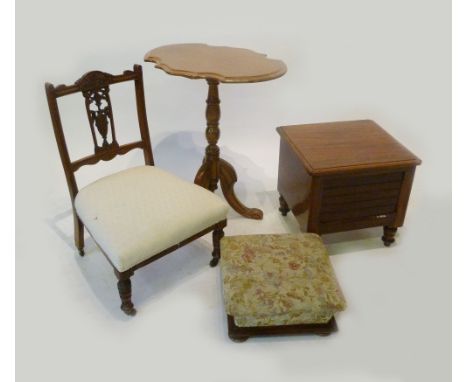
[229,334,249,343]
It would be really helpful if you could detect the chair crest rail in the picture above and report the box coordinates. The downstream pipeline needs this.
[53,70,136,97]
[45,64,155,194]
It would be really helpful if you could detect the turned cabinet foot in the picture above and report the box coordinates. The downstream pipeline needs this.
[382,226,398,247]
[279,195,290,216]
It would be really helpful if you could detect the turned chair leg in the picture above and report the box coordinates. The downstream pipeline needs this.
[279,195,290,216]
[73,211,85,256]
[210,224,225,267]
[115,270,136,316]
[382,226,398,247]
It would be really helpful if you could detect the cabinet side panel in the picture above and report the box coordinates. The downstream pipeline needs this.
[277,138,312,231]
[307,176,323,233]
[394,167,416,226]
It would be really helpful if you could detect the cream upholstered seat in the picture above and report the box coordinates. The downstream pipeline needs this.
[75,165,229,272]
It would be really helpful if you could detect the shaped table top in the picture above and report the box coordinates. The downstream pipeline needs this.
[144,43,287,83]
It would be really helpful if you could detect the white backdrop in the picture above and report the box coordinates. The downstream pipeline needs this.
[17,1,451,381]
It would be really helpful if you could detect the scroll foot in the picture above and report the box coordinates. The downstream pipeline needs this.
[218,158,263,220]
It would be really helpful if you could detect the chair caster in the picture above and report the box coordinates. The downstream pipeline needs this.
[210,257,220,267]
[121,305,137,316]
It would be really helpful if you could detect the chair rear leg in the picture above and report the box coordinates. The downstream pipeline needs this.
[73,211,85,256]
[115,270,136,316]
[210,223,225,267]
[279,195,290,216]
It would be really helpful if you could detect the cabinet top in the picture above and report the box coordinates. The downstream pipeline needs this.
[144,43,287,83]
[277,120,421,175]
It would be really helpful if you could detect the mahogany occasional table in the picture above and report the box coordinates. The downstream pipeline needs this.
[144,43,287,219]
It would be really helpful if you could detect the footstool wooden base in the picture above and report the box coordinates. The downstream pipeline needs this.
[227,315,337,342]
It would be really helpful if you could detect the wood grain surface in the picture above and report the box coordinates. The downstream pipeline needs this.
[277,120,421,174]
[144,43,287,83]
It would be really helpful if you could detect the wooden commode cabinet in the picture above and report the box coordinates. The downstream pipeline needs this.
[276,120,421,246]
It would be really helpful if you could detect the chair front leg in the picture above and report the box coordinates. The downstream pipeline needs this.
[210,222,225,267]
[115,270,136,316]
[73,211,85,256]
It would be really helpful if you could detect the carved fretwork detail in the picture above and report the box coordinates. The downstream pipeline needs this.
[76,71,119,157]
[75,70,115,92]
[82,86,118,154]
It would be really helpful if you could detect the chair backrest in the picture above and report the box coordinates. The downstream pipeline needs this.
[45,64,155,202]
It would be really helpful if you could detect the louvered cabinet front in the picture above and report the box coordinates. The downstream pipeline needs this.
[316,172,403,233]
[303,169,416,235]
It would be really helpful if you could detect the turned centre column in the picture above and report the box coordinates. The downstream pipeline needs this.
[204,79,221,191]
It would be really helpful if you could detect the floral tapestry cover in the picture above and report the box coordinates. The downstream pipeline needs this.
[220,233,346,327]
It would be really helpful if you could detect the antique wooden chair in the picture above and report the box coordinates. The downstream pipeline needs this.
[45,64,228,315]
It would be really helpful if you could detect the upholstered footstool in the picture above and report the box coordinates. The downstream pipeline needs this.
[220,233,346,342]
